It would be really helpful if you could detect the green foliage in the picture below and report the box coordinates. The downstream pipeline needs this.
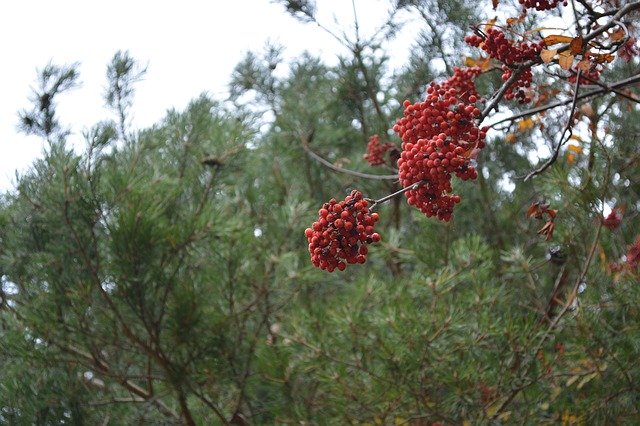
[1,0,639,424]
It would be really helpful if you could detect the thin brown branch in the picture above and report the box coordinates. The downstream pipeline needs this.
[487,73,640,128]
[481,65,526,119]
[59,342,180,419]
[523,69,582,181]
[581,1,640,45]
[300,133,398,180]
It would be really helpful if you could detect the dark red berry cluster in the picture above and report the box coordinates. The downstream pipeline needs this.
[619,37,639,62]
[465,29,542,104]
[501,66,533,103]
[465,29,542,66]
[305,190,381,272]
[364,134,394,166]
[519,0,567,10]
[602,207,623,230]
[568,65,601,84]
[393,67,487,222]
[609,235,640,275]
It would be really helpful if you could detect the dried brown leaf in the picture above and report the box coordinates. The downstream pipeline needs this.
[558,51,574,70]
[540,49,557,63]
[543,34,574,46]
[570,37,584,55]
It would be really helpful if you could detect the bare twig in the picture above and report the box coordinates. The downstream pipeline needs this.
[481,66,526,119]
[523,69,582,181]
[487,73,640,128]
[300,133,398,180]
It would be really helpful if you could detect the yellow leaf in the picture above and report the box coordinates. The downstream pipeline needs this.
[484,17,497,31]
[478,57,493,71]
[464,57,477,67]
[558,51,574,70]
[462,421,472,426]
[394,417,406,425]
[499,411,512,422]
[562,411,579,425]
[568,144,583,153]
[505,133,517,143]
[540,48,557,63]
[577,371,598,389]
[544,34,574,46]
[567,153,575,164]
[374,416,383,425]
[566,374,581,387]
[518,117,535,131]
[485,397,508,417]
[599,245,607,269]
[569,134,583,142]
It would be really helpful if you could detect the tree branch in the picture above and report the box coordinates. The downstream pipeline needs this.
[300,132,398,180]
[487,72,640,128]
[523,69,583,181]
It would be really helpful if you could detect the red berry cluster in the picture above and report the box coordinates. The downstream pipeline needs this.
[609,235,640,275]
[465,29,542,66]
[519,0,567,10]
[625,236,640,270]
[568,65,602,85]
[305,190,381,272]
[619,37,639,62]
[602,207,623,230]
[501,66,533,103]
[393,67,487,222]
[364,134,394,166]
[465,29,542,103]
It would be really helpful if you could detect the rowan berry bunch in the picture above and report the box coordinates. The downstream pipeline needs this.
[393,67,487,222]
[502,66,533,103]
[465,29,542,103]
[609,235,640,275]
[464,29,542,66]
[519,0,567,11]
[364,134,395,166]
[305,190,381,271]
[619,37,639,62]
[568,65,602,84]
[602,207,623,230]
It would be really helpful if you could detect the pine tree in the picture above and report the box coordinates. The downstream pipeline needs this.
[1,0,639,423]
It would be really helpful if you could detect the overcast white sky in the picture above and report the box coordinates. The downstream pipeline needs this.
[0,0,414,191]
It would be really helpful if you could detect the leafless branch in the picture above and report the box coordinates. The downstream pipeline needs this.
[300,132,398,180]
[523,70,583,181]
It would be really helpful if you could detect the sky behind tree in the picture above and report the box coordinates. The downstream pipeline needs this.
[0,0,413,190]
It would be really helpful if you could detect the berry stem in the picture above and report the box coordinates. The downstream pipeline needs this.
[368,180,426,210]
